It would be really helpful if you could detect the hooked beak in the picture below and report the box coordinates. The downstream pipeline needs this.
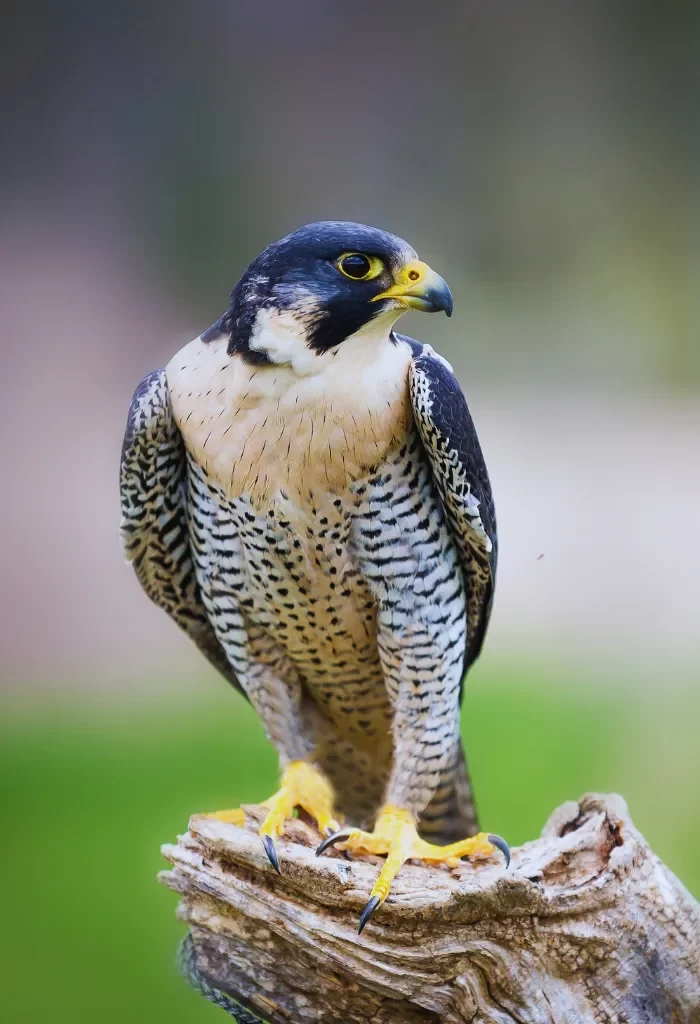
[372,259,453,317]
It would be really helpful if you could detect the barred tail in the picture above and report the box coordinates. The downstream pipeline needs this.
[418,741,479,843]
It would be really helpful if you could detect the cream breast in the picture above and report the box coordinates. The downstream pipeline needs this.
[165,314,413,509]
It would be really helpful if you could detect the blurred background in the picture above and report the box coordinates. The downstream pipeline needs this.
[2,1,699,1020]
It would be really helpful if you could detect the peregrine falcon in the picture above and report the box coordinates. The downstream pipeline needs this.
[120,222,508,932]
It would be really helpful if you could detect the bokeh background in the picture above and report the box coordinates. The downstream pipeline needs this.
[2,2,699,1021]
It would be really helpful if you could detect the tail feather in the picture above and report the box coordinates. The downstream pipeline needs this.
[418,741,479,843]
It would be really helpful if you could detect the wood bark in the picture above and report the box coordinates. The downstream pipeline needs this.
[160,793,700,1023]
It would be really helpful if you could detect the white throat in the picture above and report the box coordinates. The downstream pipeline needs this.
[247,305,404,377]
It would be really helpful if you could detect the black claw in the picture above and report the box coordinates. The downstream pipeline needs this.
[261,834,281,874]
[488,834,511,868]
[358,895,381,934]
[316,828,353,856]
[322,826,351,860]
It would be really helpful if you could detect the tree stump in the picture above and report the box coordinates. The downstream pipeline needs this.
[160,793,700,1023]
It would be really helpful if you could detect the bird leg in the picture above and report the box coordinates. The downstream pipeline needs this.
[212,761,340,873]
[317,804,509,932]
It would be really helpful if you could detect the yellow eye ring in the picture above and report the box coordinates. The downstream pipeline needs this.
[336,252,384,281]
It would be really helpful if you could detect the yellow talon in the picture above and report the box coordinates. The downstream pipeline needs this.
[317,804,509,932]
[255,760,339,874]
[414,830,499,863]
[209,807,246,827]
[259,760,340,839]
[204,761,339,868]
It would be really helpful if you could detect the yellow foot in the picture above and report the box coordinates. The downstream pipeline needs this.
[317,805,510,933]
[207,761,340,874]
[258,760,340,873]
[209,807,246,827]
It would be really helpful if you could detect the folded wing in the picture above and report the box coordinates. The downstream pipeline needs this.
[406,339,497,675]
[119,369,244,695]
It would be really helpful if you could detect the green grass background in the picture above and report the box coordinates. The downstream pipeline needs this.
[3,662,698,1023]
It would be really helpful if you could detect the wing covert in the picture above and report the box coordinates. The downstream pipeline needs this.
[120,369,245,696]
[403,336,497,673]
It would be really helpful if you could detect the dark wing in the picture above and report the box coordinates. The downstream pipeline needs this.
[403,336,497,675]
[120,369,244,696]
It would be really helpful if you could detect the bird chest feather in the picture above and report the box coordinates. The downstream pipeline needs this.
[166,333,413,508]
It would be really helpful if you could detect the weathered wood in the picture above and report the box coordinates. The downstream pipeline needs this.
[160,794,700,1023]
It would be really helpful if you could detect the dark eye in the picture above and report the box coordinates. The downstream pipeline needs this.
[337,253,382,281]
[339,254,371,279]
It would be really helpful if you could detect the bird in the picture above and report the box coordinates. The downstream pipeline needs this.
[120,221,509,933]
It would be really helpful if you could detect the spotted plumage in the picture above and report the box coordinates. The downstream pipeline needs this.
[121,222,505,919]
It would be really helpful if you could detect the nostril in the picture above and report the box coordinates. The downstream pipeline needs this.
[408,270,420,281]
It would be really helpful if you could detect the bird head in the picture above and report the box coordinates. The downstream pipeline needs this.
[209,222,453,367]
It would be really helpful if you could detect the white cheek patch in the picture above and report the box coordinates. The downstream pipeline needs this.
[248,303,327,376]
